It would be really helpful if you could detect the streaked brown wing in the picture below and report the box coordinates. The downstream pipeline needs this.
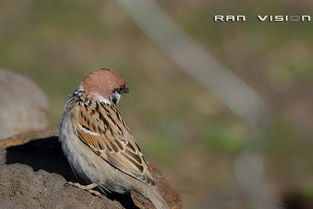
[73,101,154,185]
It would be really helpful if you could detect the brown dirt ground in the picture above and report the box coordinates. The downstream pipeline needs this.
[0,130,181,209]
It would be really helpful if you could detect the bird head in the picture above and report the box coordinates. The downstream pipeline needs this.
[81,68,129,105]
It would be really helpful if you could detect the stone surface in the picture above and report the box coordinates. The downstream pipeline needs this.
[0,130,181,209]
[0,69,48,139]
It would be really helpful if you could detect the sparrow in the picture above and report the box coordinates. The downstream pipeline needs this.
[59,69,169,209]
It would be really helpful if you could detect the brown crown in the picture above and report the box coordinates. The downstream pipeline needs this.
[82,68,126,100]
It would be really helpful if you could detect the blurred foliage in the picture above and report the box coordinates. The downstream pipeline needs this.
[0,0,312,208]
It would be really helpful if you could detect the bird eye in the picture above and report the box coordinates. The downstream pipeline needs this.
[117,88,123,94]
[117,87,129,94]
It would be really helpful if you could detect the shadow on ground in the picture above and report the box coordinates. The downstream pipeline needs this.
[5,136,140,209]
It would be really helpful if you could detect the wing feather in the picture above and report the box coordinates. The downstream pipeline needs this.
[73,101,154,185]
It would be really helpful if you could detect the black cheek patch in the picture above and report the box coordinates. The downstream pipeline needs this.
[112,97,118,105]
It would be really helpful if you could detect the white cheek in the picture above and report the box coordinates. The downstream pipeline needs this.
[115,92,121,104]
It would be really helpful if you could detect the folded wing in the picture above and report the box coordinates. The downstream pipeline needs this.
[73,101,155,185]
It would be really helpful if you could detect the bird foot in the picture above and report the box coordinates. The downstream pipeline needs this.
[65,182,102,197]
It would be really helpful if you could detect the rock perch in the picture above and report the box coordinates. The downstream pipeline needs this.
[0,130,181,209]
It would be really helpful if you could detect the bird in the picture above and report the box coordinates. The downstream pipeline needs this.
[59,68,169,209]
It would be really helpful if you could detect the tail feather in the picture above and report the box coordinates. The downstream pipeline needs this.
[145,187,169,209]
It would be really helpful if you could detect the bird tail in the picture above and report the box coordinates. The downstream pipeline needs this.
[144,186,170,209]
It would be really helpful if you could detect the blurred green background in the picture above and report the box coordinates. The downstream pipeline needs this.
[0,0,312,208]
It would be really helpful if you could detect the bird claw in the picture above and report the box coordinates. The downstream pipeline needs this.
[65,182,102,197]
